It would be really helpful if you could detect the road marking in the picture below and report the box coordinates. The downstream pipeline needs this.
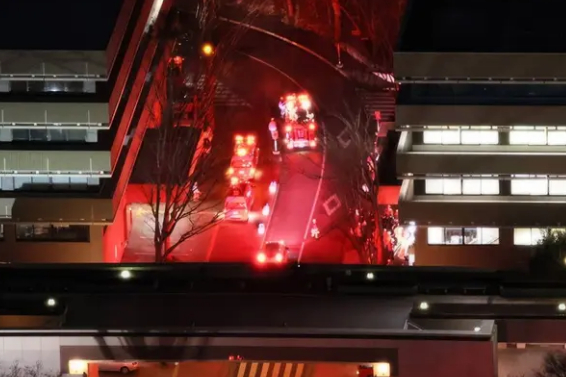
[298,122,327,262]
[323,194,341,216]
[337,128,352,148]
[234,363,306,377]
[205,224,221,261]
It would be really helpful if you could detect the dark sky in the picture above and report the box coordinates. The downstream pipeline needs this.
[0,0,123,50]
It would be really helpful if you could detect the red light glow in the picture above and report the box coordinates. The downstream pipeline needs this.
[275,253,284,263]
[308,123,316,130]
[285,126,292,132]
[256,253,266,263]
[237,148,248,156]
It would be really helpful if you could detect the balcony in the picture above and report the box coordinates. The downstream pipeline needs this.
[397,105,566,126]
[397,132,566,176]
[394,52,566,80]
[399,180,566,227]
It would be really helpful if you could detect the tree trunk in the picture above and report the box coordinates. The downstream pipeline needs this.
[331,0,342,44]
[286,0,295,25]
[154,240,165,263]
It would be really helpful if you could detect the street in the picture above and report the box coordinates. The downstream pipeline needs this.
[122,22,364,265]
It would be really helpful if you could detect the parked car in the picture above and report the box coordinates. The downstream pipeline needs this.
[96,361,139,374]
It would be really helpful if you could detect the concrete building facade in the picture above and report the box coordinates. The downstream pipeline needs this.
[394,0,566,269]
[0,0,172,262]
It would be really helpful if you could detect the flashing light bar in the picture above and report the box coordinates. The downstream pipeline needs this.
[285,125,292,132]
[235,135,244,142]
[236,148,248,156]
[308,123,316,130]
[246,135,255,145]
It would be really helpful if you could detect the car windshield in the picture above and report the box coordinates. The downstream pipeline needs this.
[226,200,246,210]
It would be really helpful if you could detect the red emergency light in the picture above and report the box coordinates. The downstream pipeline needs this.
[236,148,248,156]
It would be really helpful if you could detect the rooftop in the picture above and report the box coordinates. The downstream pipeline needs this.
[399,0,566,53]
[0,0,123,50]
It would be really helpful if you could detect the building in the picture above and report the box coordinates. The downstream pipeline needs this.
[0,0,172,262]
[395,0,566,269]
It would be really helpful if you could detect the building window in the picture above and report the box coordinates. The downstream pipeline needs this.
[549,179,566,195]
[425,177,499,195]
[428,227,499,245]
[6,129,93,142]
[16,224,90,242]
[509,127,566,145]
[511,175,548,195]
[423,128,498,145]
[514,228,545,245]
[0,224,3,240]
[464,227,499,245]
[0,176,100,191]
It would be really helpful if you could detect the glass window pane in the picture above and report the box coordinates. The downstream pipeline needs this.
[548,131,566,145]
[29,129,48,141]
[443,179,461,195]
[427,227,444,244]
[14,177,31,189]
[462,179,481,194]
[511,177,548,195]
[12,130,29,141]
[441,130,460,144]
[67,129,87,141]
[70,176,88,187]
[549,179,566,195]
[481,228,499,244]
[531,228,545,244]
[444,228,463,244]
[480,131,499,144]
[514,228,532,245]
[425,179,443,194]
[44,81,65,92]
[52,176,70,189]
[481,179,500,194]
[423,131,442,144]
[461,130,482,145]
[1,177,13,191]
[510,130,546,145]
[48,129,66,141]
[464,227,480,244]
[531,178,548,195]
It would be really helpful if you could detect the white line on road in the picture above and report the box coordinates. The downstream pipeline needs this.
[298,124,327,263]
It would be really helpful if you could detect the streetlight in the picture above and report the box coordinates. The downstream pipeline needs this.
[201,43,214,57]
[46,298,57,307]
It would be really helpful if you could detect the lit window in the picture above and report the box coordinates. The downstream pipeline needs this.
[547,131,566,145]
[549,179,566,195]
[424,179,462,195]
[423,130,460,144]
[509,129,546,145]
[375,363,391,377]
[461,130,499,145]
[425,179,443,194]
[462,178,499,195]
[443,179,461,195]
[427,227,444,244]
[444,228,463,244]
[511,175,548,195]
[514,228,545,245]
[464,228,499,245]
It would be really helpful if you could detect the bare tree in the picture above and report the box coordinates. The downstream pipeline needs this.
[0,361,58,377]
[138,1,251,262]
[535,351,566,377]
[309,107,384,264]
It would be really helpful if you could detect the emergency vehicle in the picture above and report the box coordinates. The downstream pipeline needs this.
[224,182,254,222]
[227,134,259,185]
[281,93,317,149]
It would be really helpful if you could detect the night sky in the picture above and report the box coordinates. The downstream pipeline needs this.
[0,0,123,50]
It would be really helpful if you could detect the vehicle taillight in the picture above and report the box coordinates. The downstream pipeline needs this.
[256,253,266,263]
[275,253,283,263]
[309,123,316,130]
[285,125,292,133]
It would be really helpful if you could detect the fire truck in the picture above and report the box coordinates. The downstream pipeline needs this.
[281,93,317,149]
[224,182,254,222]
[227,134,259,185]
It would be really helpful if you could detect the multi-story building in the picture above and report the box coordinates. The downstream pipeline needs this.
[395,0,566,269]
[0,0,172,262]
